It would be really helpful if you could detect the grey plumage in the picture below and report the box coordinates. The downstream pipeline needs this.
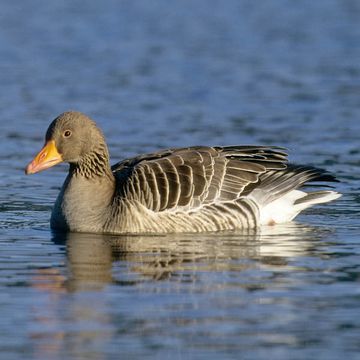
[25,112,341,234]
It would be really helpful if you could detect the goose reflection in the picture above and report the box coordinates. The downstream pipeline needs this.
[29,223,331,359]
[51,222,329,292]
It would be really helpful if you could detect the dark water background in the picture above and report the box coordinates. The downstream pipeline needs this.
[0,1,359,359]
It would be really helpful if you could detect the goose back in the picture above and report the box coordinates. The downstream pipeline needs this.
[112,146,287,211]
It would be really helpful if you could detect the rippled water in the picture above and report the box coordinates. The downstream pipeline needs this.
[1,0,359,359]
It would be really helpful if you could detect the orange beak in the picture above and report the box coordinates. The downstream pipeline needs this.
[25,140,63,174]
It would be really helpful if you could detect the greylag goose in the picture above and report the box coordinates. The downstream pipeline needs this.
[25,111,341,234]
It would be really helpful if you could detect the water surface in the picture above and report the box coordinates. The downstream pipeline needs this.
[0,1,359,359]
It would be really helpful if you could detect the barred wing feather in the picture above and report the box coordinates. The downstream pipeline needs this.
[111,146,288,213]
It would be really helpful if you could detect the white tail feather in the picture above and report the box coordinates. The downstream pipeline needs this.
[260,190,341,225]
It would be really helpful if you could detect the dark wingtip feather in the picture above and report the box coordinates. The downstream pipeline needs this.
[286,164,340,183]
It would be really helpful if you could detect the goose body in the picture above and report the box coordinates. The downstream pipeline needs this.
[25,111,341,234]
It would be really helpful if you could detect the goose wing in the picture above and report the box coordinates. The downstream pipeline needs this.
[111,146,288,212]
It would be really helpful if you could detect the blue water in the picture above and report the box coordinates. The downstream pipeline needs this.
[0,1,359,359]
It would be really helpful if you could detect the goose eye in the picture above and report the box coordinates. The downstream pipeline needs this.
[63,130,72,138]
